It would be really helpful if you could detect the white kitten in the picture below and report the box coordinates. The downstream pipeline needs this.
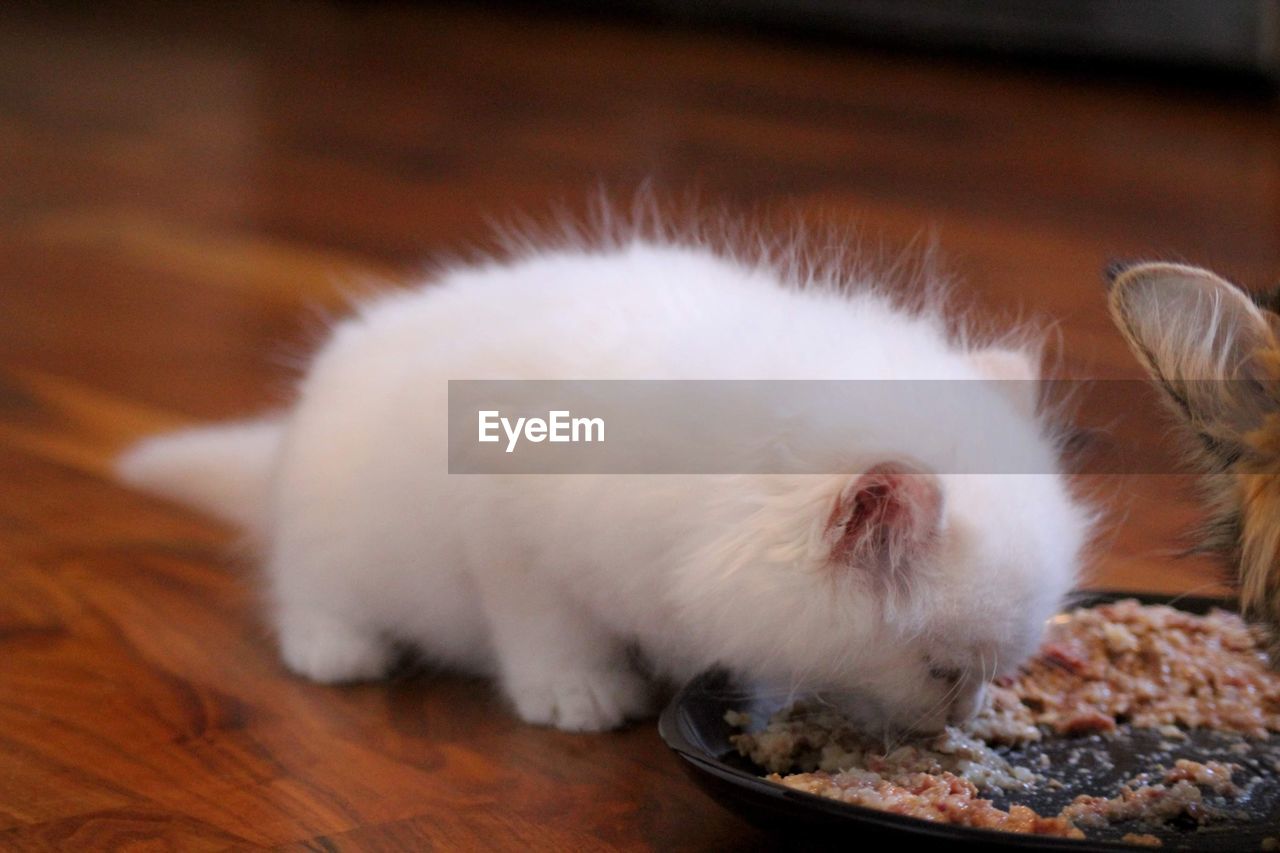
[118,234,1092,733]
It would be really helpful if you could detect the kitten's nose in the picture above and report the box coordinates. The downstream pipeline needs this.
[946,682,987,725]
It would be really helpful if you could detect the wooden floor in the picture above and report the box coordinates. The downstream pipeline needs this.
[3,1,1279,848]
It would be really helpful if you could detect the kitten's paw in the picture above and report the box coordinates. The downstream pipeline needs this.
[507,668,652,732]
[277,611,390,684]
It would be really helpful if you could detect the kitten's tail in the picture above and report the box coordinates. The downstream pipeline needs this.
[116,416,285,532]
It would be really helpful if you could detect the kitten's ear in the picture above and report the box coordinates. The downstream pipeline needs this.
[826,462,943,583]
[1107,261,1280,458]
[970,347,1040,416]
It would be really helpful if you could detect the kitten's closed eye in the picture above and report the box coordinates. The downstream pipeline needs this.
[925,659,964,683]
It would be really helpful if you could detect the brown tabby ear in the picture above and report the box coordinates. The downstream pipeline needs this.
[1107,261,1278,463]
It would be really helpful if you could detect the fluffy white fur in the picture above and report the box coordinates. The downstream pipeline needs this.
[118,238,1092,733]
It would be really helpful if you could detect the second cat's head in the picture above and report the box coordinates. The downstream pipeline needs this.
[1108,261,1280,650]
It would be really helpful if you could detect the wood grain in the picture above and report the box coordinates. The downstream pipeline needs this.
[2,1,1278,848]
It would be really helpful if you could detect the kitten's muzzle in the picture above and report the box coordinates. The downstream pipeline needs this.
[947,681,987,725]
[909,680,987,734]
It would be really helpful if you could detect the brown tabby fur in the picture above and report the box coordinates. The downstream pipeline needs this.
[1107,262,1280,658]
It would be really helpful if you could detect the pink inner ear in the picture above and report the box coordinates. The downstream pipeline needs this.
[827,463,942,570]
